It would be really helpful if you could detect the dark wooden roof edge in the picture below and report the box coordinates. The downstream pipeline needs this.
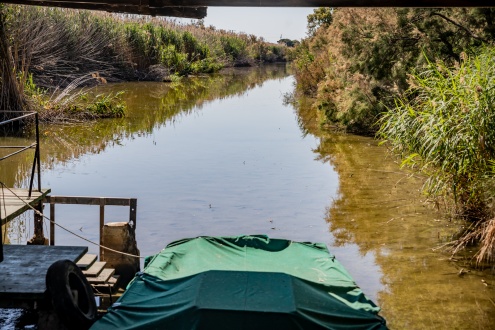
[1,0,493,19]
[149,0,494,7]
[2,1,207,18]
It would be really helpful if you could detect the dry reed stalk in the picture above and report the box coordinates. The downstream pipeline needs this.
[0,6,28,117]
[475,218,495,264]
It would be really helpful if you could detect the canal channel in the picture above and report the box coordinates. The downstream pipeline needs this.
[1,64,494,329]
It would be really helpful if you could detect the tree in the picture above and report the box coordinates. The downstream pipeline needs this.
[307,7,333,37]
[293,8,495,133]
[277,38,299,47]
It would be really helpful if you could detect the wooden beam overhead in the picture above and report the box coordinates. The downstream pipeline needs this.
[1,0,492,18]
[1,0,207,18]
[150,0,493,7]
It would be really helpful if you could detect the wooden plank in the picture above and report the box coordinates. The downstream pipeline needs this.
[0,245,87,307]
[0,1,207,18]
[76,253,98,270]
[92,275,120,294]
[86,268,115,284]
[45,195,133,206]
[82,261,107,277]
[148,0,495,7]
[49,202,55,246]
[0,0,491,17]
[0,188,51,226]
[106,275,118,285]
[129,198,137,230]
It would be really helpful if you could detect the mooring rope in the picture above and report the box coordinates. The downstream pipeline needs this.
[0,182,144,259]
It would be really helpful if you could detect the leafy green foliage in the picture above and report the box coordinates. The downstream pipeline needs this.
[379,48,495,218]
[307,7,333,37]
[4,5,288,89]
[293,8,495,261]
[1,5,288,122]
[125,24,211,75]
[50,90,126,121]
[292,8,495,134]
[85,92,126,118]
[378,47,495,262]
[278,39,299,47]
[291,39,327,96]
[220,36,249,65]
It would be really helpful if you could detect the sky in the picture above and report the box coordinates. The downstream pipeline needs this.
[180,7,316,43]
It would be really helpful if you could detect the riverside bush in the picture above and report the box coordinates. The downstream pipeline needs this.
[293,7,495,262]
[378,47,495,263]
[292,8,495,134]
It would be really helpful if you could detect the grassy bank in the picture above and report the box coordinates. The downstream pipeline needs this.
[378,47,495,264]
[1,5,287,121]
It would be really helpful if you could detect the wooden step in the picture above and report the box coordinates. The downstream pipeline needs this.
[86,268,115,284]
[82,261,107,277]
[92,275,121,294]
[76,254,97,270]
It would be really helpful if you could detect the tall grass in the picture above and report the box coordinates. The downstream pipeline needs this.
[0,5,28,119]
[378,47,495,263]
[5,6,287,87]
[1,5,287,121]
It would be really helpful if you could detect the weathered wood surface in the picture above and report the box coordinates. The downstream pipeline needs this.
[86,268,115,284]
[45,195,136,206]
[0,245,87,308]
[44,195,137,248]
[82,261,107,277]
[76,253,97,270]
[149,0,494,7]
[2,0,208,18]
[4,0,494,7]
[0,0,492,19]
[0,188,51,226]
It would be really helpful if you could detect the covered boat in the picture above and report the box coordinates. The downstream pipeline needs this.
[91,235,387,329]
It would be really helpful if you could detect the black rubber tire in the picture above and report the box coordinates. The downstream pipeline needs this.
[46,259,97,330]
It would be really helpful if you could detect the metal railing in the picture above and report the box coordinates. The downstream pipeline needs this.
[0,111,41,197]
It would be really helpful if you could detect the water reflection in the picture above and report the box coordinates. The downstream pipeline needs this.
[1,65,289,188]
[294,95,495,329]
[1,63,494,330]
[4,63,340,255]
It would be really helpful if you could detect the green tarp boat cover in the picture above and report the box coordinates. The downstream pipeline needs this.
[91,235,387,330]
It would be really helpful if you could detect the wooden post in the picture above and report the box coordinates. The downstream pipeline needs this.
[49,202,55,246]
[0,218,3,262]
[101,222,140,287]
[27,202,47,245]
[129,198,137,230]
[99,198,105,260]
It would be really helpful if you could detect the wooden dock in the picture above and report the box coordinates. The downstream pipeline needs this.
[0,244,87,308]
[0,187,51,226]
[0,186,132,314]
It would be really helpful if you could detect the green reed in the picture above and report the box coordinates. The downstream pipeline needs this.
[379,46,495,262]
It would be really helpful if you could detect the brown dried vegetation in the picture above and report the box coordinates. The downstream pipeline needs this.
[293,8,495,263]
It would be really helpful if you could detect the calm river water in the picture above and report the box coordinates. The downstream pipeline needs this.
[1,64,494,329]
